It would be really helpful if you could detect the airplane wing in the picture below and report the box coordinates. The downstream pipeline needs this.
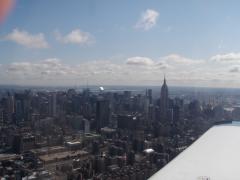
[149,121,240,180]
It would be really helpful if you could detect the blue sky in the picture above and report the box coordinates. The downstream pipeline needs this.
[1,0,240,87]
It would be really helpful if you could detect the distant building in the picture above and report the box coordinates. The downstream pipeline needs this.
[14,93,26,122]
[146,89,153,104]
[96,98,110,131]
[123,91,131,100]
[117,114,136,130]
[12,134,35,153]
[49,92,57,117]
[84,119,90,133]
[160,76,169,121]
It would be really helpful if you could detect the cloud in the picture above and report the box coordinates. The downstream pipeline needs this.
[126,56,154,66]
[126,56,170,70]
[135,9,159,30]
[7,62,32,72]
[55,29,94,45]
[5,29,49,48]
[161,54,202,65]
[42,58,61,67]
[155,62,170,69]
[3,53,240,87]
[6,58,77,82]
[229,67,239,73]
[1,55,201,86]
[210,53,240,63]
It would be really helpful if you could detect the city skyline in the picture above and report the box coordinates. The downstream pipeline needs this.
[1,1,239,179]
[0,72,235,179]
[1,0,240,87]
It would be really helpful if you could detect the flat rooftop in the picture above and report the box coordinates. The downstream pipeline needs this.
[39,150,89,163]
[149,121,240,180]
[30,146,66,155]
[0,154,19,161]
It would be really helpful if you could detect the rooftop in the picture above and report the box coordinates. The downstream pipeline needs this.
[39,150,89,163]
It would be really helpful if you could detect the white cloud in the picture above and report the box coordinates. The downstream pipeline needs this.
[126,56,154,66]
[210,53,240,63]
[161,54,203,65]
[5,29,49,48]
[135,9,159,30]
[229,67,239,73]
[3,53,240,87]
[8,62,32,72]
[55,29,94,45]
[6,59,62,76]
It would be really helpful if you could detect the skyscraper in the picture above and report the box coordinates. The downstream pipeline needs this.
[160,76,169,121]
[49,92,57,117]
[96,98,110,131]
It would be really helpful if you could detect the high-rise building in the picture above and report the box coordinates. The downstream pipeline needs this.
[49,92,57,117]
[7,92,15,115]
[160,76,169,121]
[83,119,90,133]
[146,89,153,122]
[146,89,153,104]
[14,93,26,122]
[96,98,110,131]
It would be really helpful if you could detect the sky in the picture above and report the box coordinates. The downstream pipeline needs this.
[1,0,240,87]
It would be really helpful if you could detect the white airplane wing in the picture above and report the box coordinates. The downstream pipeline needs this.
[149,121,240,180]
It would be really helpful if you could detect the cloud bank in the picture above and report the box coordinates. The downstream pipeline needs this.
[1,53,240,87]
[126,56,154,66]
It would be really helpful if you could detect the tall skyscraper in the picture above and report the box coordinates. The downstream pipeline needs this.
[49,92,57,117]
[160,76,169,121]
[96,98,110,131]
[146,89,153,104]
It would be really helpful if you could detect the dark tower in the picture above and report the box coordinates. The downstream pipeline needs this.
[160,76,169,121]
[96,98,110,131]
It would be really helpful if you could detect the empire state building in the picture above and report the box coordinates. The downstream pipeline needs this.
[160,76,169,121]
